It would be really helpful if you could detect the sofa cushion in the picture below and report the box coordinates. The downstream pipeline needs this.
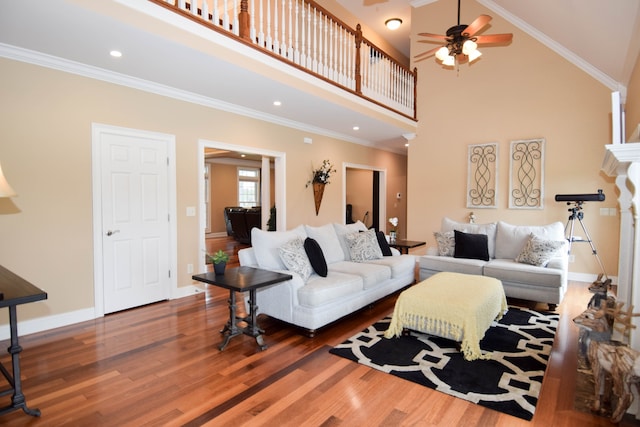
[345,229,383,262]
[441,217,497,258]
[515,233,566,267]
[434,230,455,257]
[376,231,393,256]
[494,221,565,260]
[419,255,486,276]
[329,260,391,289]
[278,237,312,281]
[304,237,328,277]
[305,223,345,264]
[297,272,364,307]
[367,254,416,278]
[333,221,368,261]
[454,230,490,261]
[484,259,565,289]
[252,225,307,270]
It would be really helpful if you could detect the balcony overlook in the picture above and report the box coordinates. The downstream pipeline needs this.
[0,0,418,153]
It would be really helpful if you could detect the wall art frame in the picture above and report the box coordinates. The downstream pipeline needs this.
[509,138,545,209]
[467,143,498,209]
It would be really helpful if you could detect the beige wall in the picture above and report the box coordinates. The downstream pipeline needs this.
[346,169,373,227]
[408,1,619,277]
[0,58,408,325]
[626,53,640,140]
[208,162,238,234]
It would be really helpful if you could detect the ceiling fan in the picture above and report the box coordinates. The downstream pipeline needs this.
[414,0,512,66]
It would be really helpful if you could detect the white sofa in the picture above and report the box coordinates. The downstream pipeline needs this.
[238,221,416,335]
[419,218,568,310]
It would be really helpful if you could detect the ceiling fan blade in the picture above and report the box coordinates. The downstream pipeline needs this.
[418,32,448,40]
[475,33,513,44]
[413,46,440,60]
[463,14,491,37]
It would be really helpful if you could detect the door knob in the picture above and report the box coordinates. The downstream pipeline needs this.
[106,230,120,236]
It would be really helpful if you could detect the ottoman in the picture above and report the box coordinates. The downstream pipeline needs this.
[384,271,507,360]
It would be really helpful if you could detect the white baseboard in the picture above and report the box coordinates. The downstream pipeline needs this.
[568,272,617,285]
[0,285,205,341]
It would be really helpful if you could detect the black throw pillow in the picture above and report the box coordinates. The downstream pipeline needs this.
[453,230,490,261]
[376,231,393,256]
[304,237,328,277]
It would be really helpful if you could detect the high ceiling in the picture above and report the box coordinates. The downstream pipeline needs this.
[1,0,639,155]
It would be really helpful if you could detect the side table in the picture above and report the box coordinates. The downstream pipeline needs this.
[389,239,426,255]
[192,266,292,351]
[0,265,47,418]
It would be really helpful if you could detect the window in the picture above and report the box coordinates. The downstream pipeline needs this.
[238,167,260,208]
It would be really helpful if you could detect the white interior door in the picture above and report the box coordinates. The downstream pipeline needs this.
[97,127,172,314]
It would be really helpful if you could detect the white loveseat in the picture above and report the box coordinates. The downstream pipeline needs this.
[238,221,416,335]
[419,218,568,310]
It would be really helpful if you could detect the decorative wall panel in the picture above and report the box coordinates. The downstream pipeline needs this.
[509,138,545,209]
[467,143,498,208]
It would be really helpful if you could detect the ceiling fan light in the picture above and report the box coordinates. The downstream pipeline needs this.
[442,55,456,67]
[468,48,482,62]
[435,46,450,61]
[462,39,477,55]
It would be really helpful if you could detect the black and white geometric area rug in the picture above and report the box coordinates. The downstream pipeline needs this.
[330,307,559,421]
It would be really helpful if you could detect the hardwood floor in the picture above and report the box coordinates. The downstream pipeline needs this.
[1,243,638,425]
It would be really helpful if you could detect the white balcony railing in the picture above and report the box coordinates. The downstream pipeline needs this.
[151,0,416,119]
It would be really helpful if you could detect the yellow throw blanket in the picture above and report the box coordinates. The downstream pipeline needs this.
[384,272,507,361]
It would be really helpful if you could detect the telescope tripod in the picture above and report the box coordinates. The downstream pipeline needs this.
[564,202,610,291]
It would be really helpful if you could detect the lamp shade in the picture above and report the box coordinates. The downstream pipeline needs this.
[435,46,450,61]
[0,162,17,197]
[442,55,456,67]
[385,18,402,30]
[467,48,482,62]
[462,39,478,55]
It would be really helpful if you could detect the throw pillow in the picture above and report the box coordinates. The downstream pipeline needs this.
[305,224,345,264]
[345,229,383,262]
[515,233,566,267]
[304,237,328,277]
[433,230,455,257]
[278,237,312,282]
[453,230,490,261]
[376,231,393,256]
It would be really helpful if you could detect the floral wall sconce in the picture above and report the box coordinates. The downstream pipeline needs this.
[306,159,336,215]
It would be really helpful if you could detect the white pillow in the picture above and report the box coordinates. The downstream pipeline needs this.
[441,217,497,258]
[278,237,312,281]
[515,233,566,267]
[251,225,307,270]
[345,229,383,262]
[305,223,345,264]
[433,230,455,257]
[333,221,368,261]
[495,221,565,259]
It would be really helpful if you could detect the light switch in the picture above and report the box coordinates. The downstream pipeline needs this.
[186,206,196,217]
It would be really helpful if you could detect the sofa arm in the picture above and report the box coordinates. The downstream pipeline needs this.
[255,270,305,323]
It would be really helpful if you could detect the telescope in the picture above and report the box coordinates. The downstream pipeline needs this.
[554,189,605,203]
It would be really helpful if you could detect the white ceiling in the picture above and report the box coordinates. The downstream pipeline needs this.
[1,0,639,155]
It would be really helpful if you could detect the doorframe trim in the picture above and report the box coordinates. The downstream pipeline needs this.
[91,123,178,318]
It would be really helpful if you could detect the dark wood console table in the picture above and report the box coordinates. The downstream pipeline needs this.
[192,266,292,351]
[390,239,426,254]
[0,265,47,417]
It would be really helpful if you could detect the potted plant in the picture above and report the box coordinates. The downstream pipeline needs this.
[208,250,230,275]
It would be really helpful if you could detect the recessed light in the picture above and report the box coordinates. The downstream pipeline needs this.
[353,126,360,131]
[110,50,122,58]
[273,101,282,106]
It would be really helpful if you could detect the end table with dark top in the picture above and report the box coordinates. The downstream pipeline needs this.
[192,266,292,351]
[389,239,426,255]
[0,265,48,418]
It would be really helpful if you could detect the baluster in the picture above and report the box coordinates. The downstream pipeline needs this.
[267,0,273,51]
[312,6,317,72]
[178,0,186,11]
[212,0,220,27]
[191,0,199,16]
[249,0,256,42]
[233,0,239,36]
[222,0,229,30]
[287,0,293,59]
[273,0,279,53]
[202,0,209,22]
[294,0,300,64]
[258,0,265,47]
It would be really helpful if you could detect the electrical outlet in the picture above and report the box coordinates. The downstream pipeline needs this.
[568,255,575,263]
[187,263,193,274]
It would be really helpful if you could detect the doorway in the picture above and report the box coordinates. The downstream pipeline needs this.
[343,163,386,230]
[198,139,286,272]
